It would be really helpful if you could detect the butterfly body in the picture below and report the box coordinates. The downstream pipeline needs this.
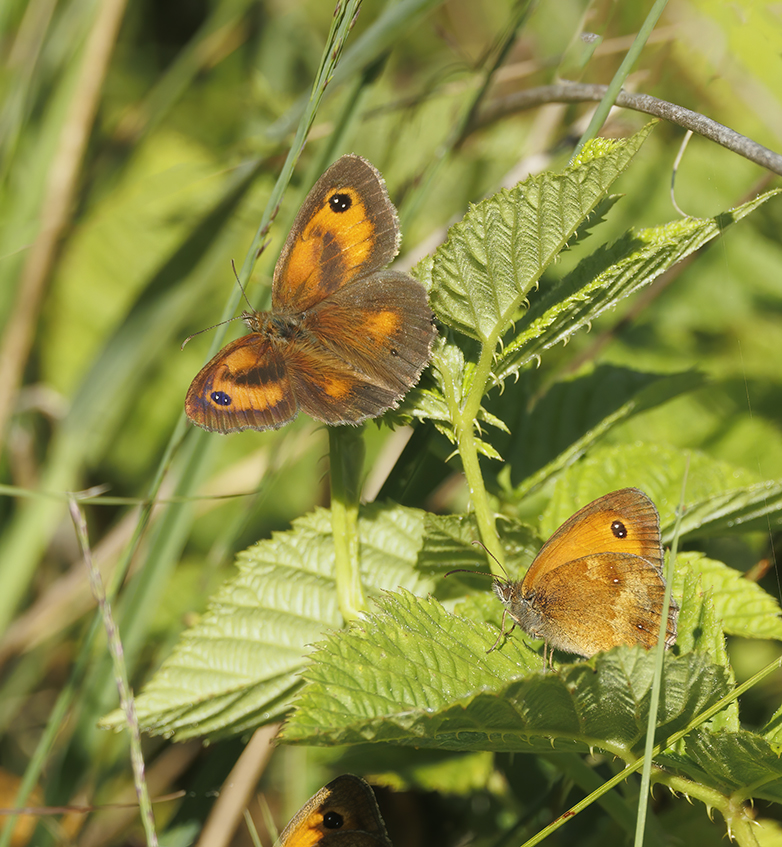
[186,155,435,433]
[493,488,678,657]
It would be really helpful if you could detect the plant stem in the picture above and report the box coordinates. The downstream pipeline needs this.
[68,497,158,846]
[572,0,669,158]
[663,774,757,847]
[453,341,505,571]
[329,426,367,621]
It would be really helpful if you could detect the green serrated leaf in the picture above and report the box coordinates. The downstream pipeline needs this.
[425,514,541,606]
[102,504,433,739]
[426,333,505,456]
[674,480,782,538]
[677,552,782,641]
[407,385,452,425]
[674,558,738,732]
[427,335,469,440]
[537,442,760,538]
[426,127,653,342]
[494,190,780,382]
[421,512,483,564]
[763,703,782,746]
[675,563,727,660]
[282,590,728,757]
[497,366,703,495]
[666,729,782,804]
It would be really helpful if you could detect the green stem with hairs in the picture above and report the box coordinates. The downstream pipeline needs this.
[449,339,505,571]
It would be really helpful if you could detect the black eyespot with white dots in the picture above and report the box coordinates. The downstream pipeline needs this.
[611,519,627,539]
[211,391,232,406]
[329,192,352,213]
[323,811,344,830]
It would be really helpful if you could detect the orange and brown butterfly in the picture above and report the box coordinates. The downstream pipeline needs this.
[450,488,679,658]
[275,774,392,847]
[185,155,436,433]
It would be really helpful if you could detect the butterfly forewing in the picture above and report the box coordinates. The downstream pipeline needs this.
[276,775,391,847]
[273,156,400,314]
[185,335,297,431]
[525,488,663,586]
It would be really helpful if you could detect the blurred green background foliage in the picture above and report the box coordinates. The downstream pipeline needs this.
[1,0,782,845]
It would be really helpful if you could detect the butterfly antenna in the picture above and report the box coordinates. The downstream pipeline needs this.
[231,259,256,313]
[180,315,247,351]
[445,541,512,581]
[444,567,497,580]
[181,260,260,350]
[471,540,511,579]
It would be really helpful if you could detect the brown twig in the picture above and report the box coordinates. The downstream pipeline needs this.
[475,82,782,177]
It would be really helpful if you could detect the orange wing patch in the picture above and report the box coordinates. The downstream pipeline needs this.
[321,375,353,400]
[363,310,402,342]
[282,187,375,307]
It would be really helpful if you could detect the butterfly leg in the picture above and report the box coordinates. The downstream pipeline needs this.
[487,609,516,653]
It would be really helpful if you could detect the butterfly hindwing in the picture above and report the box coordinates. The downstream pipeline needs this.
[518,552,677,656]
